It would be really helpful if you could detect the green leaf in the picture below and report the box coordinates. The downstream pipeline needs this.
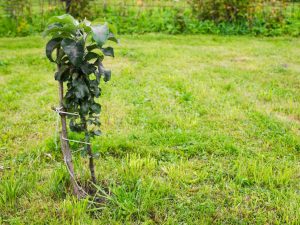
[45,38,62,62]
[56,48,66,63]
[61,38,84,66]
[86,44,98,51]
[70,119,84,132]
[91,49,105,63]
[80,101,89,115]
[80,62,96,75]
[94,130,102,136]
[101,47,114,57]
[55,65,69,81]
[107,23,118,36]
[92,48,104,57]
[43,23,75,38]
[96,61,104,82]
[89,80,101,98]
[92,22,118,43]
[92,119,100,126]
[96,61,112,82]
[91,24,110,47]
[48,14,79,28]
[108,32,119,44]
[90,103,101,114]
[103,70,111,82]
[43,23,62,37]
[79,18,92,33]
[71,72,79,81]
[45,15,79,38]
[85,52,103,63]
[45,16,117,137]
[73,79,89,99]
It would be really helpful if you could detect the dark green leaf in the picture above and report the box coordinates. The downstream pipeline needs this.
[80,62,96,75]
[101,47,114,57]
[56,48,66,63]
[90,103,101,114]
[93,120,101,126]
[91,49,104,58]
[45,17,117,137]
[73,79,89,99]
[65,88,74,98]
[103,70,111,82]
[85,52,104,63]
[85,52,99,61]
[96,61,104,82]
[86,44,98,51]
[80,101,89,115]
[70,119,84,132]
[91,119,101,126]
[96,61,112,82]
[90,80,101,97]
[55,65,69,81]
[61,38,84,66]
[45,38,62,62]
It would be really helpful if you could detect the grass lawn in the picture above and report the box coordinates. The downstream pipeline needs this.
[0,34,300,224]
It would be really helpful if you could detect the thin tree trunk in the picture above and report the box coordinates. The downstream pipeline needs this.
[65,0,71,13]
[58,80,85,198]
[85,133,96,184]
[82,118,97,184]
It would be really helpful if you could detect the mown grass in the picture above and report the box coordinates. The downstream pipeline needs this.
[0,34,300,224]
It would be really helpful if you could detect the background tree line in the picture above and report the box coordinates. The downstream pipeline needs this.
[0,0,299,36]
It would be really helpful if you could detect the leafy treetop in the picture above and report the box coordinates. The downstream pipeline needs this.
[44,14,118,137]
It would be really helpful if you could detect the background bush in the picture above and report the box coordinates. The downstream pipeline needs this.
[68,0,91,19]
[0,0,299,36]
[188,0,251,22]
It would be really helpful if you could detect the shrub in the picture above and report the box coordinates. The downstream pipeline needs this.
[188,0,251,22]
[0,4,64,37]
[3,0,31,19]
[67,0,91,19]
[0,0,298,37]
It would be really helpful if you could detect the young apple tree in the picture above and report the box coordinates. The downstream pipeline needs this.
[44,14,117,197]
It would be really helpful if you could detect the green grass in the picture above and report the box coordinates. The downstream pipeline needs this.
[0,34,300,224]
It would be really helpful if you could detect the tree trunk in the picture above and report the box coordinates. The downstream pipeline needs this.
[65,0,71,13]
[58,81,85,198]
[85,133,96,184]
[82,118,97,184]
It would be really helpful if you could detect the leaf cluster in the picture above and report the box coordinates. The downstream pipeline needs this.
[45,14,117,137]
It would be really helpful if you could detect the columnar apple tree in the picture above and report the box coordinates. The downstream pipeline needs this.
[44,14,117,197]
